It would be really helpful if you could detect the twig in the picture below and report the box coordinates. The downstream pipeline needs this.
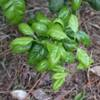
[24,73,46,100]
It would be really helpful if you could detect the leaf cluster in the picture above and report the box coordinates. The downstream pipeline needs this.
[10,1,93,91]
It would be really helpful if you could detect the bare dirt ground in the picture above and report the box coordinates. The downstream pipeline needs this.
[0,0,100,100]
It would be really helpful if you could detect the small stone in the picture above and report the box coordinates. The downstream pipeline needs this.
[33,89,51,100]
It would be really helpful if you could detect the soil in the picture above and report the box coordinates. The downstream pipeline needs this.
[0,0,100,100]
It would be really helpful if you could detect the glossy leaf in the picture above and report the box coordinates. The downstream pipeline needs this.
[51,65,65,73]
[52,72,66,80]
[28,44,48,65]
[2,0,25,24]
[87,0,100,11]
[48,0,64,12]
[10,37,33,53]
[47,24,67,40]
[77,48,93,69]
[47,43,61,65]
[35,11,51,25]
[72,0,82,11]
[68,14,79,33]
[53,18,64,28]
[52,78,65,91]
[36,60,49,72]
[58,6,70,24]
[18,23,34,36]
[63,38,78,51]
[76,31,91,46]
[32,22,48,36]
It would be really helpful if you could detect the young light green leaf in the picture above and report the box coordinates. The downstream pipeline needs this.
[58,6,70,24]
[52,72,67,80]
[32,22,48,36]
[28,44,48,65]
[51,65,65,73]
[18,23,34,36]
[10,37,33,53]
[47,24,67,40]
[2,0,25,24]
[77,48,93,69]
[47,43,61,65]
[36,60,49,72]
[53,18,64,28]
[35,11,51,25]
[72,0,82,11]
[68,14,79,33]
[76,31,91,46]
[52,78,65,91]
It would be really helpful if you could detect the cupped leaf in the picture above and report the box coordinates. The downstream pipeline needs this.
[32,22,48,36]
[10,37,33,53]
[87,0,100,11]
[36,60,49,72]
[63,38,78,51]
[35,11,51,25]
[47,24,67,40]
[18,23,34,36]
[48,0,64,12]
[76,31,91,46]
[47,43,61,65]
[51,65,65,73]
[52,78,65,91]
[53,18,64,28]
[28,44,48,65]
[58,6,70,24]
[52,72,67,80]
[77,48,93,69]
[2,0,25,24]
[72,0,82,11]
[74,92,85,100]
[68,14,79,33]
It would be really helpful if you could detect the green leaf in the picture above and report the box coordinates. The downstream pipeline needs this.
[47,43,61,65]
[2,0,25,24]
[77,48,93,69]
[72,0,82,11]
[87,0,100,11]
[63,38,78,51]
[76,31,91,46]
[35,11,51,25]
[28,44,48,65]
[58,6,70,24]
[18,23,34,36]
[36,60,49,72]
[59,44,67,61]
[48,0,64,12]
[68,14,79,33]
[0,0,8,7]
[52,78,65,91]
[32,22,48,36]
[52,72,66,80]
[51,65,65,73]
[47,24,67,40]
[53,18,64,29]
[66,52,75,63]
[10,37,33,53]
[74,92,85,100]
